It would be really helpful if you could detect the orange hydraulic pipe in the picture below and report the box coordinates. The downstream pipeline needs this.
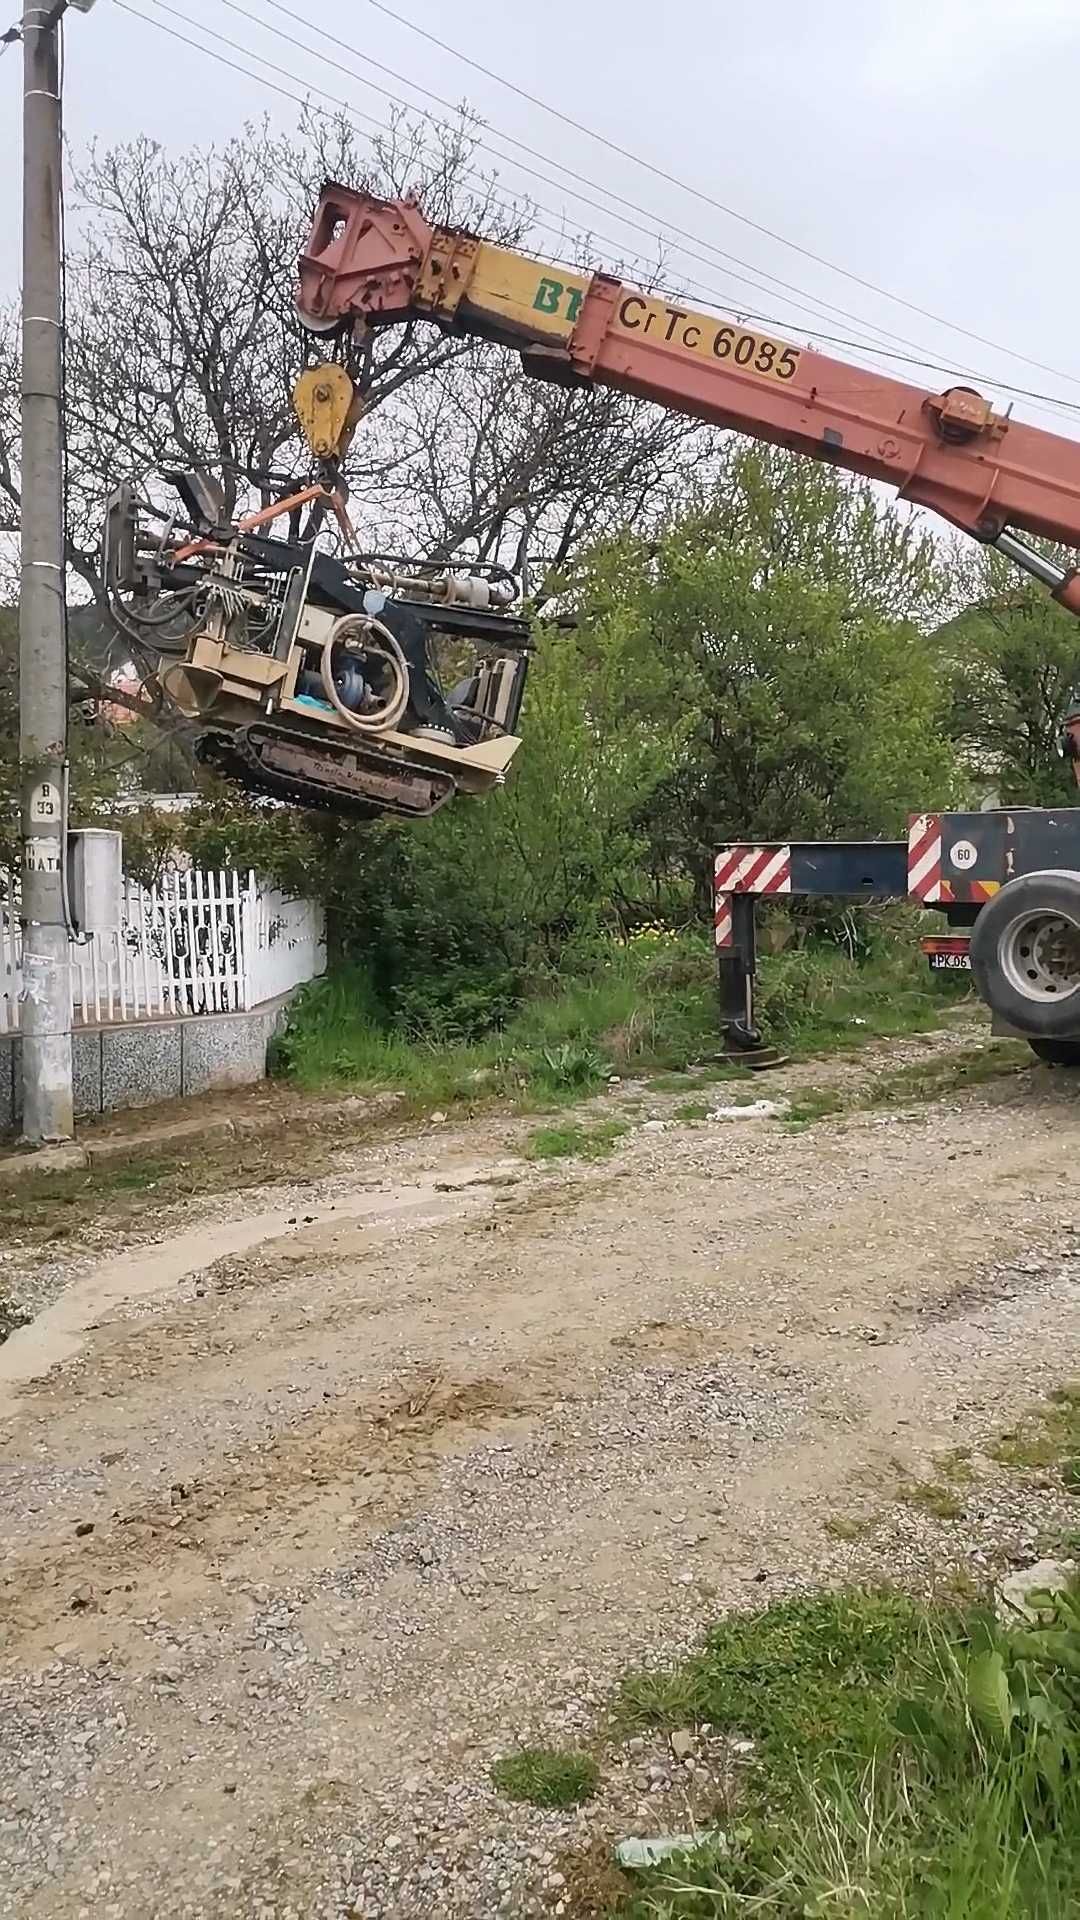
[171,484,356,563]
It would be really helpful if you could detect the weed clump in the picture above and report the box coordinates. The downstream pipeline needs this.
[491,1746,600,1808]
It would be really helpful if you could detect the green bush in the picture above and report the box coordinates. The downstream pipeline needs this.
[389,965,521,1045]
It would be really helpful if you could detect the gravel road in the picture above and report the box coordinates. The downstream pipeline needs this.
[1,1024,1079,1918]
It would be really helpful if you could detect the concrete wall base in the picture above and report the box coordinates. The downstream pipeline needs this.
[0,994,294,1131]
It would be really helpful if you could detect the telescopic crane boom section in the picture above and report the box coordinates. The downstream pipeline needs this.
[297,186,1080,617]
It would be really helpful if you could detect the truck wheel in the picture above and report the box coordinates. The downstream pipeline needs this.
[969,870,1080,1038]
[1027,1037,1080,1066]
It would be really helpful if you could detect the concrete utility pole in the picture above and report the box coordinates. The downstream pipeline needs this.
[18,0,85,1142]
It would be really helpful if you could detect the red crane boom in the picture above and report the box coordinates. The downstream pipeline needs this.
[297,185,1080,614]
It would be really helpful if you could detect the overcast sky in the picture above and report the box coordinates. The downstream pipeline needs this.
[2,0,1079,441]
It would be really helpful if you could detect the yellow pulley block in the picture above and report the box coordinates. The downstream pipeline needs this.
[292,361,361,461]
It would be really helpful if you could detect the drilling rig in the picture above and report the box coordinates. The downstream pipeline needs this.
[103,379,531,822]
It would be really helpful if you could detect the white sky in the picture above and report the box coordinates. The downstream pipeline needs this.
[2,0,1080,440]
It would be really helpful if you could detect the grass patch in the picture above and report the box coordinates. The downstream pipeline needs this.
[674,1100,711,1123]
[268,968,494,1107]
[892,1451,975,1521]
[615,1583,1080,1919]
[274,940,724,1106]
[936,1445,975,1484]
[490,1746,599,1808]
[106,1159,170,1191]
[784,1043,1031,1129]
[0,1155,169,1200]
[783,1085,847,1127]
[524,1119,629,1162]
[619,1590,922,1789]
[869,1041,1030,1107]
[0,1127,363,1251]
[823,1513,875,1542]
[992,1384,1080,1489]
[0,1153,194,1245]
[899,1478,966,1521]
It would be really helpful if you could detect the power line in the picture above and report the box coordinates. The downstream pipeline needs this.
[112,0,333,113]
[114,2,609,284]
[228,0,1028,394]
[126,0,911,369]
[110,0,1080,429]
[355,0,1080,396]
[149,0,1080,428]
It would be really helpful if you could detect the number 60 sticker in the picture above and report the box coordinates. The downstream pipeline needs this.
[949,839,977,870]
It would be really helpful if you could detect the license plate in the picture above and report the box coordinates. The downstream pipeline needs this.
[927,951,971,971]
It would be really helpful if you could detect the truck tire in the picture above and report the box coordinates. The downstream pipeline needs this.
[1027,1037,1080,1067]
[969,870,1080,1039]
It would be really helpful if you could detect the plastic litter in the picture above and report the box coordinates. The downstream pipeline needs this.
[707,1099,786,1121]
[615,1831,727,1870]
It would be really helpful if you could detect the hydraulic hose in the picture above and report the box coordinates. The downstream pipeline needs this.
[319,612,410,733]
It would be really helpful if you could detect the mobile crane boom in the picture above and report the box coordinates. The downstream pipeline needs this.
[297,186,1080,617]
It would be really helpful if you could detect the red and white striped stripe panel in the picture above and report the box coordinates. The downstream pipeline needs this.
[713,844,792,895]
[714,891,733,949]
[907,813,942,902]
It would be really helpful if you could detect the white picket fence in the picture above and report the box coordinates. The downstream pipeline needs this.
[0,870,325,1033]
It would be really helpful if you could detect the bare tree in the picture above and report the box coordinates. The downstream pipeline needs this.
[0,107,709,644]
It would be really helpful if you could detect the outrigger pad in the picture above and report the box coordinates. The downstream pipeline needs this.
[709,1047,789,1072]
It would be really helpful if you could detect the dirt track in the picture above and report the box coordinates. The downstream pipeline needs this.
[2,1024,1079,1918]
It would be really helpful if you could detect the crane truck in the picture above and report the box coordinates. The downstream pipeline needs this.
[109,183,1080,1063]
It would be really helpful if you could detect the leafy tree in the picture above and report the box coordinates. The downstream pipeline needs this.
[703,443,948,626]
[941,547,1080,805]
[569,447,960,911]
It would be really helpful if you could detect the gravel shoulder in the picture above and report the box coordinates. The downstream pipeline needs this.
[1,1023,1079,1918]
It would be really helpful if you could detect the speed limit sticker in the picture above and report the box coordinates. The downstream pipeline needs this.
[949,839,977,870]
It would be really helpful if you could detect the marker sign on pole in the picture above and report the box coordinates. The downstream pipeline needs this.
[28,780,60,824]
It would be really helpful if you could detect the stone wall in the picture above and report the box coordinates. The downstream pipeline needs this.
[0,995,293,1131]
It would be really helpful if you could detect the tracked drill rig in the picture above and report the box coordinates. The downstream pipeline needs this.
[103,375,531,821]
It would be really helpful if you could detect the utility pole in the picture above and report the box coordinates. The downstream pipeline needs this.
[18,0,81,1142]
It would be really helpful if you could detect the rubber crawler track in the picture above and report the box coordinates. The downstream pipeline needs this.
[196,725,455,822]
